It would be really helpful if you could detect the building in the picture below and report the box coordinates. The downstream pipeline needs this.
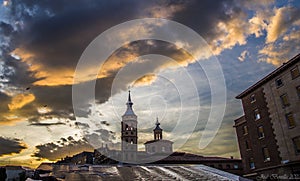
[144,118,173,155]
[121,90,138,162]
[234,53,300,178]
[56,90,243,176]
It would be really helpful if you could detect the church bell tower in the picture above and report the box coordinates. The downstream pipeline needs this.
[121,90,138,162]
[154,117,163,140]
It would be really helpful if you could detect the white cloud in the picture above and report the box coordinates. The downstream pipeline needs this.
[265,6,300,43]
[238,50,249,62]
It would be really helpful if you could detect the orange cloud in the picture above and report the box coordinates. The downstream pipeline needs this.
[12,48,75,86]
[8,93,35,110]
[133,74,157,86]
[32,68,75,86]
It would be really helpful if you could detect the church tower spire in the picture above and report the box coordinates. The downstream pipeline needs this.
[123,90,135,116]
[154,117,163,140]
[121,90,137,162]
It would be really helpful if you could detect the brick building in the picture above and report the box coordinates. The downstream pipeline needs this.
[234,53,300,178]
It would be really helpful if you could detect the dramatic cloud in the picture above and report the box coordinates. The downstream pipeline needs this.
[33,137,93,161]
[0,0,300,166]
[266,6,300,43]
[29,122,65,127]
[0,137,27,156]
[8,93,35,110]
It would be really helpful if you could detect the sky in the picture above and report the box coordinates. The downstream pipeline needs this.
[0,0,300,168]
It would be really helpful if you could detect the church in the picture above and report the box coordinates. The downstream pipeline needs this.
[57,91,243,175]
[120,90,173,163]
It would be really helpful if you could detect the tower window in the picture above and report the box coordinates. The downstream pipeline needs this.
[254,109,261,120]
[291,66,300,79]
[258,126,265,139]
[130,139,133,144]
[275,78,283,87]
[286,112,296,128]
[280,93,290,107]
[262,147,270,162]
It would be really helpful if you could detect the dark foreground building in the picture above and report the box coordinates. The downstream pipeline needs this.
[234,53,300,179]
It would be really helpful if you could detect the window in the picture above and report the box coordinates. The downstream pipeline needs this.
[275,78,283,87]
[262,147,271,162]
[245,140,251,150]
[254,109,261,120]
[218,164,223,169]
[226,164,231,169]
[152,146,155,153]
[297,86,300,99]
[162,146,165,152]
[243,126,248,135]
[280,94,290,107]
[250,94,256,103]
[249,158,255,169]
[291,66,300,79]
[233,164,239,169]
[258,126,265,139]
[286,112,296,128]
[292,136,300,154]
